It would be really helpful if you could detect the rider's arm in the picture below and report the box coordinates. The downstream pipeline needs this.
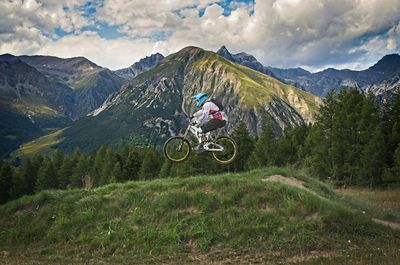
[193,109,203,118]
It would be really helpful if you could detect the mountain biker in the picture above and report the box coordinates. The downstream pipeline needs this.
[191,92,228,150]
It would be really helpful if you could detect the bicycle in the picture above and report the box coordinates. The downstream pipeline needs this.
[163,115,237,164]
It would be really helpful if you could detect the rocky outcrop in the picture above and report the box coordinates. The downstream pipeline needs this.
[114,53,164,80]
[217,46,276,78]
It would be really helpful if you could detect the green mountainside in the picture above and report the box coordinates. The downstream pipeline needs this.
[1,168,399,264]
[0,54,126,157]
[30,46,320,154]
[0,55,73,157]
[19,55,126,119]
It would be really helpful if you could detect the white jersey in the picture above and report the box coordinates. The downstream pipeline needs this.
[193,100,228,126]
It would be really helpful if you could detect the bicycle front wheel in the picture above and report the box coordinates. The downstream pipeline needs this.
[163,136,191,162]
[212,136,237,164]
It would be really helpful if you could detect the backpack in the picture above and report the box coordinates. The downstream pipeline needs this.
[210,97,224,111]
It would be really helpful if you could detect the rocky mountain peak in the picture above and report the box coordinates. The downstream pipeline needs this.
[217,45,235,61]
[369,54,400,73]
[136,53,164,65]
[0,53,20,62]
[114,52,165,80]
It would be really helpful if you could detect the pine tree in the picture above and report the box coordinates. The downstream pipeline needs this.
[28,155,43,193]
[50,149,65,188]
[70,155,88,188]
[90,147,105,186]
[280,124,310,166]
[71,148,82,164]
[230,122,254,172]
[248,119,276,168]
[382,89,400,168]
[99,147,114,185]
[10,159,32,199]
[124,149,142,180]
[359,126,386,186]
[35,158,57,192]
[10,162,30,199]
[52,149,65,171]
[0,162,13,203]
[58,157,74,189]
[384,144,400,186]
[139,147,163,179]
[159,160,173,178]
[303,125,331,180]
[110,162,122,183]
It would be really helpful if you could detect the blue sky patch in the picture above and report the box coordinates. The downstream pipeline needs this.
[71,0,255,40]
[82,22,127,39]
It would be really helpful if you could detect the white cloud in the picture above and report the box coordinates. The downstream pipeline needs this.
[97,0,216,36]
[1,0,400,70]
[37,31,166,70]
[0,0,91,55]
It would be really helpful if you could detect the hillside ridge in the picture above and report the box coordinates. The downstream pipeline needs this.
[1,167,399,264]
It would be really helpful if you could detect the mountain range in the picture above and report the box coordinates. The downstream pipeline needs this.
[2,45,400,157]
[17,46,320,154]
[217,46,400,97]
[114,53,164,80]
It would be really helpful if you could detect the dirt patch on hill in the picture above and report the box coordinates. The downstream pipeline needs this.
[373,218,400,231]
[264,175,306,189]
[262,175,319,197]
[286,250,336,263]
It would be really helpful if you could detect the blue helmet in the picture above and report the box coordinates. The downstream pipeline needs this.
[192,92,207,108]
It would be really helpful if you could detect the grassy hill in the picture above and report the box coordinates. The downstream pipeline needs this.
[1,167,399,264]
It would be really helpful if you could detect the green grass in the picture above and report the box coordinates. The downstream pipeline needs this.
[1,167,399,264]
[337,188,400,212]
[15,128,66,158]
[72,72,100,90]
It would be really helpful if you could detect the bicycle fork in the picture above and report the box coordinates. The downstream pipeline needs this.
[177,125,191,152]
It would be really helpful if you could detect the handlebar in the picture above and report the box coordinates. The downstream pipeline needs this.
[190,118,197,126]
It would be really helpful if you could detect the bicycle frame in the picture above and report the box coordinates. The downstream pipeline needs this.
[180,122,225,152]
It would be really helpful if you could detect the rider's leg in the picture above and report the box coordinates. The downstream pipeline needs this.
[192,126,204,143]
[200,119,226,134]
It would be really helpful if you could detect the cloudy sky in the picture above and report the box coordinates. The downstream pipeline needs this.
[1,0,400,72]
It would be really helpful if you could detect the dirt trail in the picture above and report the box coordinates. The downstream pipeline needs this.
[262,175,320,197]
[372,218,400,231]
[265,176,400,232]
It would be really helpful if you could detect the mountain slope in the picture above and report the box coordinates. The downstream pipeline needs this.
[39,46,320,153]
[19,55,100,86]
[0,54,75,116]
[1,168,399,264]
[0,55,73,157]
[114,53,164,80]
[0,54,126,156]
[20,55,126,118]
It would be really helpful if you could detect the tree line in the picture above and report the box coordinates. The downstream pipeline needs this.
[1,88,399,204]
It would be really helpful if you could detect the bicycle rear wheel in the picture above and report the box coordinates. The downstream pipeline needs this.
[212,136,237,164]
[163,136,191,162]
